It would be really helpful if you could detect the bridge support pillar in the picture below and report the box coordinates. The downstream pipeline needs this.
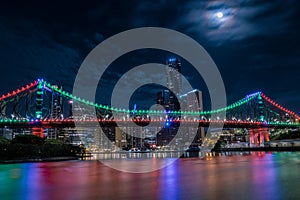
[249,128,269,147]
[32,127,44,138]
[250,129,260,147]
[262,128,270,142]
[249,129,255,147]
[258,128,262,146]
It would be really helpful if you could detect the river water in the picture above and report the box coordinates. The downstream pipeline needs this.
[1,152,300,200]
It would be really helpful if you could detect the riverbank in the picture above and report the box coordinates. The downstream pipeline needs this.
[0,135,85,164]
[0,156,79,164]
[214,146,300,152]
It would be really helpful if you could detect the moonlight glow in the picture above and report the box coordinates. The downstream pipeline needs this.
[216,12,223,18]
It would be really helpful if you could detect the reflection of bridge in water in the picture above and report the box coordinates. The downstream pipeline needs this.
[91,151,196,160]
[0,79,299,151]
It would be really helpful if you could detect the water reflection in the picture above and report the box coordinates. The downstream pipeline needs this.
[159,160,180,200]
[1,152,300,199]
[92,151,186,160]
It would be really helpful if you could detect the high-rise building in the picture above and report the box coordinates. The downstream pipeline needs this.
[156,89,176,111]
[179,89,205,143]
[179,89,203,112]
[163,89,170,110]
[115,127,127,149]
[48,85,63,139]
[154,58,207,147]
[166,57,182,96]
[51,85,63,120]
[156,91,163,105]
[68,100,73,118]
[156,58,189,111]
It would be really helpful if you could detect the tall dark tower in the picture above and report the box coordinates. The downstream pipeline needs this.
[166,58,182,96]
[156,91,163,105]
[51,85,63,120]
[166,58,182,111]
[48,85,63,139]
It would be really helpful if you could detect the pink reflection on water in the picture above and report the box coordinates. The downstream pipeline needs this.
[1,153,300,199]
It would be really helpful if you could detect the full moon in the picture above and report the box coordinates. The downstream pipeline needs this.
[216,12,223,19]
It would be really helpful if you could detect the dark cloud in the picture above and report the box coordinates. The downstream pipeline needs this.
[182,0,298,42]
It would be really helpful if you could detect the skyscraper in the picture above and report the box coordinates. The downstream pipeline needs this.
[166,58,182,111]
[51,85,63,120]
[179,89,205,143]
[179,89,203,112]
[166,58,182,96]
[155,57,205,145]
[48,85,63,139]
[156,58,183,111]
[156,91,163,105]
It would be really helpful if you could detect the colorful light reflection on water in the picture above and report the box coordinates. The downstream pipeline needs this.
[1,152,300,200]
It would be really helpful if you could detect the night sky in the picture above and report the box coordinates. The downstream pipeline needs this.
[0,1,299,113]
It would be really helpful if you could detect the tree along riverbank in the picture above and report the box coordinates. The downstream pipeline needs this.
[0,135,84,163]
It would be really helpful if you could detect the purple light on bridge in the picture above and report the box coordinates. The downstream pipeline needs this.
[246,91,261,98]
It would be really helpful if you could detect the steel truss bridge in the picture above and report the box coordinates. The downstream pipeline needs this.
[0,79,299,148]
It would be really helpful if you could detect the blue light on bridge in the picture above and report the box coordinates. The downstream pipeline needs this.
[246,91,261,98]
[165,120,170,127]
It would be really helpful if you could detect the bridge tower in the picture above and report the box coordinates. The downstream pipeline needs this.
[35,80,44,119]
[33,79,44,137]
[249,93,270,147]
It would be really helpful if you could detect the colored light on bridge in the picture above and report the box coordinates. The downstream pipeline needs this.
[0,81,38,101]
[1,79,300,127]
[261,93,300,119]
[36,79,265,116]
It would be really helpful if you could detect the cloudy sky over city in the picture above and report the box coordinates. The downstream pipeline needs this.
[0,0,299,112]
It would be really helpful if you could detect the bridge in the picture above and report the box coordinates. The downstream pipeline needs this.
[0,79,299,149]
